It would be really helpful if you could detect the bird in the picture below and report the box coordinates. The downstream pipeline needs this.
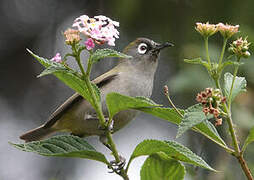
[20,37,173,143]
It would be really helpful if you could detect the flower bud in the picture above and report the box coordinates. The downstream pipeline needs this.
[243,51,251,58]
[228,47,234,53]
[64,28,81,45]
[229,37,251,59]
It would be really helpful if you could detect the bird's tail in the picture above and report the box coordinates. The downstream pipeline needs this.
[20,125,56,143]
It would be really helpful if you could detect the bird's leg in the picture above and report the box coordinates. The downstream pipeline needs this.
[99,135,111,150]
[108,155,126,173]
[99,135,126,173]
[99,119,126,174]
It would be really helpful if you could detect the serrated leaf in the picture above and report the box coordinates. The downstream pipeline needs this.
[224,72,247,101]
[105,94,224,149]
[139,106,226,148]
[10,135,109,164]
[27,49,94,104]
[184,58,209,68]
[141,152,185,180]
[91,48,132,63]
[177,104,212,138]
[37,66,68,77]
[129,139,216,171]
[242,126,254,152]
[106,92,161,119]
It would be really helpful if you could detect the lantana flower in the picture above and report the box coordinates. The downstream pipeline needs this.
[72,15,119,46]
[217,23,239,39]
[64,28,81,45]
[196,88,226,126]
[229,37,251,58]
[195,22,218,38]
[85,38,95,50]
[51,53,62,63]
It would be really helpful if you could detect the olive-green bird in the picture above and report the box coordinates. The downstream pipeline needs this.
[20,37,173,143]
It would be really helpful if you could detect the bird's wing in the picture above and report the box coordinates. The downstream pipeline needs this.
[43,69,120,128]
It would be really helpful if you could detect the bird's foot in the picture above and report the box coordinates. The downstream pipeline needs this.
[108,155,126,173]
[98,117,114,133]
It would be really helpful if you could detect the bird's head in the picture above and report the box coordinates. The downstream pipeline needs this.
[123,37,174,64]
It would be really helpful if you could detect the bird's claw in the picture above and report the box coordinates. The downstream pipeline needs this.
[108,155,126,173]
[98,117,114,133]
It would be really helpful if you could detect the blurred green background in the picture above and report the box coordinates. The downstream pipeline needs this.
[1,0,254,179]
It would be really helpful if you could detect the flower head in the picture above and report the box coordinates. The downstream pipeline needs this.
[51,53,62,63]
[195,22,218,38]
[229,37,251,58]
[196,88,226,126]
[85,38,95,50]
[217,23,239,39]
[64,28,81,45]
[73,15,119,46]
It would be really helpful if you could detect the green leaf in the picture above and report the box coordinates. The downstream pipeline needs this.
[10,135,109,164]
[129,139,216,171]
[27,49,94,104]
[184,58,209,68]
[193,120,226,147]
[37,66,68,77]
[139,106,227,148]
[140,152,185,180]
[177,104,212,138]
[220,61,244,71]
[140,107,183,124]
[91,48,132,63]
[224,72,247,101]
[106,92,160,119]
[242,126,254,152]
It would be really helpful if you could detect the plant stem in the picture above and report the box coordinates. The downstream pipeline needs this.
[238,154,254,180]
[215,78,221,91]
[84,56,106,127]
[165,93,184,117]
[218,38,228,68]
[72,45,86,78]
[204,37,212,67]
[86,51,93,77]
[76,56,86,78]
[213,63,253,180]
[106,130,129,180]
[74,47,128,179]
[225,115,240,154]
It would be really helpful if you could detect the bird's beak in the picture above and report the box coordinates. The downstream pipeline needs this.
[152,42,174,55]
[155,42,174,51]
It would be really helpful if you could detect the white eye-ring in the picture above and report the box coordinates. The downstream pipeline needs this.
[138,43,148,54]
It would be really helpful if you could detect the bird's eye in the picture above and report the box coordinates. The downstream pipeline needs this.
[138,43,148,54]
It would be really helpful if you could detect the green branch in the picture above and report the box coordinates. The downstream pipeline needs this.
[204,37,212,67]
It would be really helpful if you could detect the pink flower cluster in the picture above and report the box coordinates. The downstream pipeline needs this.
[195,22,239,38]
[84,38,95,51]
[51,53,62,63]
[196,88,226,126]
[73,15,119,46]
